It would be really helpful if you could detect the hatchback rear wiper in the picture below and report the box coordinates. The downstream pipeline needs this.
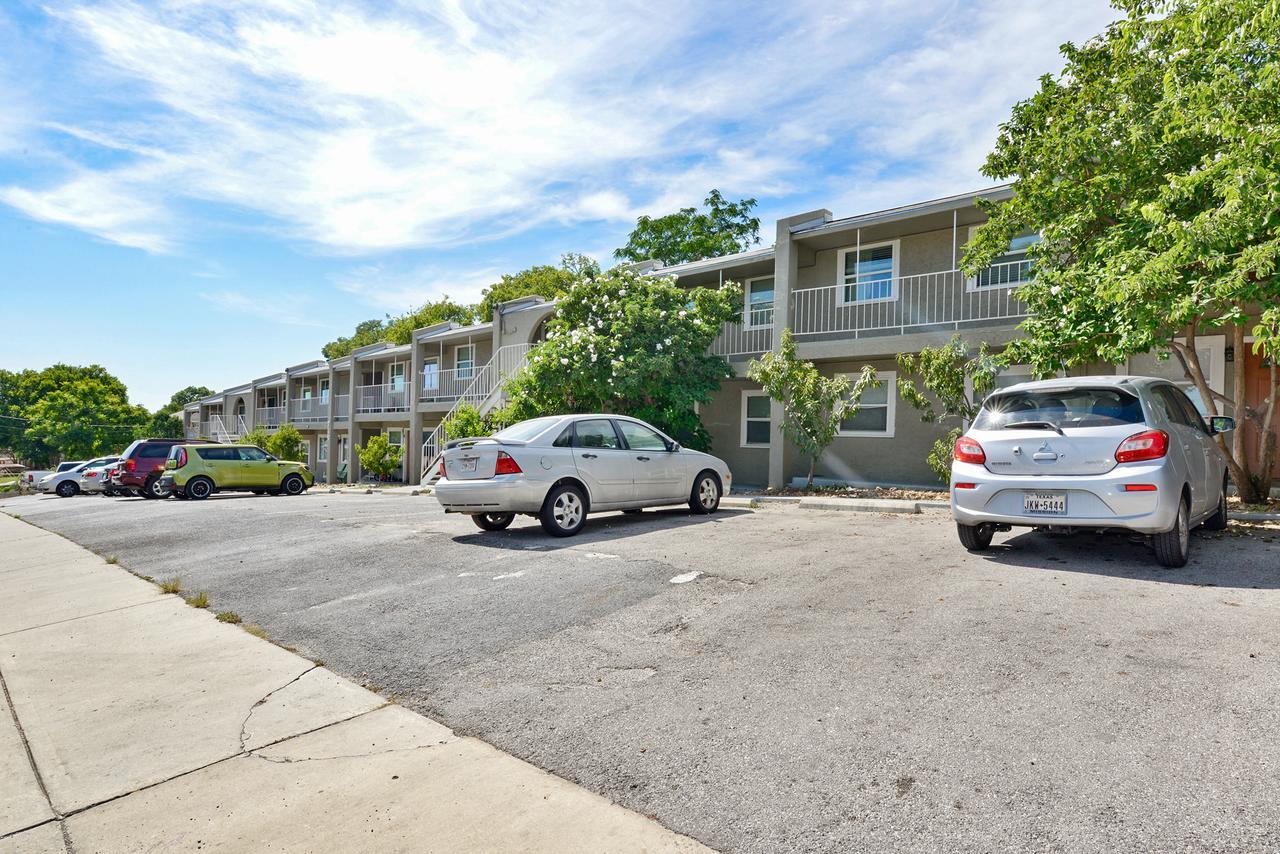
[1002,420,1065,436]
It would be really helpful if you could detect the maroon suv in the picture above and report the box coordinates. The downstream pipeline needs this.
[113,438,206,499]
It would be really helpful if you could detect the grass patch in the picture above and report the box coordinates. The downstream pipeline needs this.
[184,591,209,609]
[159,577,182,594]
[215,611,241,624]
[242,624,268,639]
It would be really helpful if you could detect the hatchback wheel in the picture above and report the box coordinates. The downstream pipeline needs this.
[472,512,515,531]
[186,477,213,501]
[540,483,587,537]
[1153,497,1190,568]
[1202,476,1228,531]
[281,474,306,496]
[689,471,721,514]
[55,480,79,498]
[956,522,994,551]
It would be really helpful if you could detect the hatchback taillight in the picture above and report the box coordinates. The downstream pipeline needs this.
[953,436,986,465]
[494,451,522,475]
[176,447,187,468]
[1115,429,1168,463]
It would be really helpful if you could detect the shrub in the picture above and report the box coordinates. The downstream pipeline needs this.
[266,424,306,462]
[358,434,402,481]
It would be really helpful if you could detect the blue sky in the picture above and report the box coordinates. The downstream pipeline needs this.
[0,0,1116,410]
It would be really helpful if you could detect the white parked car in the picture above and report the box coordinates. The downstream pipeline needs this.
[951,376,1233,567]
[38,457,117,497]
[434,414,733,536]
[78,458,122,494]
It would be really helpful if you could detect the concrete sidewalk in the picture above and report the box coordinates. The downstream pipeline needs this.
[0,512,711,853]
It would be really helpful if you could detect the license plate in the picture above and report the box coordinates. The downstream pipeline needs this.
[459,457,478,473]
[1024,491,1067,515]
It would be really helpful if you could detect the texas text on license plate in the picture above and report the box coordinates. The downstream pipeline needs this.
[1023,491,1067,515]
[459,457,478,473]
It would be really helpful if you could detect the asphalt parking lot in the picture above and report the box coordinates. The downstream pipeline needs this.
[2,490,1278,853]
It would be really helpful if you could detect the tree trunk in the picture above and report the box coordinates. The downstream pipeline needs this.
[806,457,816,492]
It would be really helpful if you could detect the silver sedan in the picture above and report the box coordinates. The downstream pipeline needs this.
[951,376,1233,567]
[434,414,733,536]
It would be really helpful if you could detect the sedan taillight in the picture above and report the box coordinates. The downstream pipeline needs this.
[84,471,98,478]
[953,436,986,465]
[125,459,136,472]
[494,452,522,475]
[438,459,446,478]
[1115,429,1168,463]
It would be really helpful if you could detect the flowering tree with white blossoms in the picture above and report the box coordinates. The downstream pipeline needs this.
[503,268,742,450]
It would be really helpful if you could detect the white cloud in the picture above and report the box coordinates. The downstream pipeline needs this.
[199,289,326,327]
[0,0,1115,255]
[335,262,501,312]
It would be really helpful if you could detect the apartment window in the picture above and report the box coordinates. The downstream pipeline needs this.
[317,436,328,463]
[302,387,313,399]
[422,360,440,391]
[390,363,406,392]
[320,379,330,403]
[838,370,895,437]
[838,241,898,304]
[741,391,771,447]
[387,429,403,448]
[968,227,1039,290]
[745,276,774,329]
[338,436,349,462]
[456,345,476,379]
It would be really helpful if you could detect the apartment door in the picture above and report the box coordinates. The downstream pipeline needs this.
[422,360,440,396]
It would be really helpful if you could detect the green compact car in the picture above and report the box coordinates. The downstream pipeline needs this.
[160,444,314,500]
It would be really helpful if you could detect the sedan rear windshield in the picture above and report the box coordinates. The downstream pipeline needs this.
[974,387,1145,430]
[492,417,561,443]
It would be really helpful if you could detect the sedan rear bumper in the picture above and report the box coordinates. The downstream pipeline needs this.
[434,476,548,514]
[950,461,1183,534]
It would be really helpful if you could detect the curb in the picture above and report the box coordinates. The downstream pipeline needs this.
[723,495,948,515]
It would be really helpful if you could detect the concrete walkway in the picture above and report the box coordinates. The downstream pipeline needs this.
[0,512,711,853]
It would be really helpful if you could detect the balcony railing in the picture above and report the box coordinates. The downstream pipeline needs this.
[355,383,409,414]
[333,394,350,422]
[710,319,774,357]
[791,266,1028,338]
[420,367,476,402]
[255,406,284,429]
[289,397,329,423]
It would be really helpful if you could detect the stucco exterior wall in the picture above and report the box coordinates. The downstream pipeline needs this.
[702,379,770,488]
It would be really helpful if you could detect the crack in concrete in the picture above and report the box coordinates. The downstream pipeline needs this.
[237,663,321,752]
[0,597,171,639]
[0,656,76,853]
[248,741,451,764]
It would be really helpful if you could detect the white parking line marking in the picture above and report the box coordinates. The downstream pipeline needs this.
[573,551,619,559]
[669,571,700,584]
[493,570,526,580]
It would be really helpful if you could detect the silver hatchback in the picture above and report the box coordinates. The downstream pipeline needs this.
[951,376,1234,567]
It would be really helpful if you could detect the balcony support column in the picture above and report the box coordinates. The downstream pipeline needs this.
[325,366,337,485]
[409,342,423,485]
[767,208,831,489]
[347,362,360,483]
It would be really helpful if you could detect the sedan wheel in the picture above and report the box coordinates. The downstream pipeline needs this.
[55,480,79,498]
[144,477,172,500]
[688,471,721,514]
[472,512,515,531]
[540,484,587,537]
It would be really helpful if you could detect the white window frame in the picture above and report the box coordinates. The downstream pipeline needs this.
[422,359,440,391]
[965,226,1038,292]
[386,428,404,447]
[320,378,330,403]
[836,370,896,438]
[740,390,772,448]
[389,362,406,392]
[317,436,328,463]
[836,239,899,307]
[743,275,775,330]
[456,345,476,379]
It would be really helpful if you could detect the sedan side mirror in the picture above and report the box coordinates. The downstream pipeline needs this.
[667,441,681,453]
[1209,415,1235,434]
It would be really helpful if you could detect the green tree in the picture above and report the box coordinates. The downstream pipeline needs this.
[748,330,878,490]
[967,0,1280,501]
[241,427,271,450]
[896,336,1004,484]
[322,318,387,360]
[614,190,761,266]
[476,253,600,321]
[503,268,741,450]
[159,386,214,416]
[140,412,184,440]
[323,299,476,360]
[265,424,306,462]
[0,365,144,463]
[441,403,515,441]
[358,434,403,481]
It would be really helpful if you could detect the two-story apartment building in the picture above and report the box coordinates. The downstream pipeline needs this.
[176,184,1251,490]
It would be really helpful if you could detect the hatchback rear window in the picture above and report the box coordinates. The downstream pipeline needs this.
[975,387,1145,430]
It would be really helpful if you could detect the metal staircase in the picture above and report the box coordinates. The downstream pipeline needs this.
[420,343,532,482]
[209,414,248,443]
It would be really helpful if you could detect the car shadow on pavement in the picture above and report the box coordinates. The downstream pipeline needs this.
[452,508,751,549]
[977,526,1280,589]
